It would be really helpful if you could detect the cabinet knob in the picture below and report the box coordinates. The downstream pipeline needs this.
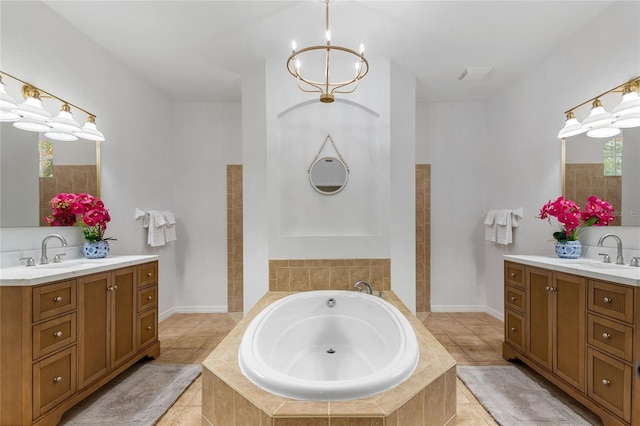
[146,325,152,331]
[53,331,63,338]
[146,295,153,301]
[146,272,152,277]
[510,272,517,277]
[603,296,612,303]
[510,296,517,301]
[546,286,556,292]
[602,379,610,386]
[511,327,517,332]
[53,376,62,383]
[53,296,62,302]
[602,332,611,339]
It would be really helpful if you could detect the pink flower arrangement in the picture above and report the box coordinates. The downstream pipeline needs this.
[538,195,615,241]
[45,192,113,242]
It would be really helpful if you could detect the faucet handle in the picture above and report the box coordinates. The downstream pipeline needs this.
[631,257,640,267]
[52,253,66,263]
[19,257,35,267]
[598,253,611,263]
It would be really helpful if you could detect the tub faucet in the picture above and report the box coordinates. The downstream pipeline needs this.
[597,233,624,265]
[41,234,67,265]
[354,280,372,295]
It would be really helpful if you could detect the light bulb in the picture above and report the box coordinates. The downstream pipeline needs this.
[359,43,365,55]
[326,30,331,42]
[291,40,297,52]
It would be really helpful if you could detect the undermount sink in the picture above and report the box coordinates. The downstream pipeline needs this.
[35,259,103,269]
[563,260,630,270]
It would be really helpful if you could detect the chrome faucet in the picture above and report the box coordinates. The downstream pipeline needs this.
[597,233,624,265]
[354,280,372,295]
[41,234,68,265]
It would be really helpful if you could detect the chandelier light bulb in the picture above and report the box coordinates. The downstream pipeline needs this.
[326,30,331,43]
[359,43,365,55]
[291,40,297,52]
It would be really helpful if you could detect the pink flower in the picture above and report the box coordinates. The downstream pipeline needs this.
[44,192,112,242]
[538,195,615,241]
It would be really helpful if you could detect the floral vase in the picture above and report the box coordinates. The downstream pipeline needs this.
[555,240,582,259]
[83,241,110,259]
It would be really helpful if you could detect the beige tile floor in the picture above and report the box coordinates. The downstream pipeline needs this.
[154,311,505,425]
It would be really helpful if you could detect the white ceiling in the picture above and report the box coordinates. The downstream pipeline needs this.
[42,1,617,103]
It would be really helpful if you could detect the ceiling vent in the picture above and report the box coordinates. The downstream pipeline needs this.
[458,66,493,81]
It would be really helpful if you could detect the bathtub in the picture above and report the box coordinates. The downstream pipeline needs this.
[238,290,419,401]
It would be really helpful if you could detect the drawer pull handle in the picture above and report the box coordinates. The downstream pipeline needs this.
[602,332,611,339]
[146,272,152,277]
[546,286,556,292]
[602,379,610,386]
[510,296,517,301]
[53,296,62,302]
[53,331,63,337]
[53,376,62,383]
[146,295,153,301]
[510,272,517,277]
[511,327,517,332]
[146,326,152,331]
[603,296,612,303]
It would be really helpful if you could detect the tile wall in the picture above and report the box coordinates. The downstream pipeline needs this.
[227,165,244,312]
[565,163,621,226]
[38,165,98,225]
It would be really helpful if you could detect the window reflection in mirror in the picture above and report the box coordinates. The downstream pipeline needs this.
[308,156,349,195]
[0,122,99,227]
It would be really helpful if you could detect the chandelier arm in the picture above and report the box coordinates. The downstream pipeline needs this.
[296,78,323,94]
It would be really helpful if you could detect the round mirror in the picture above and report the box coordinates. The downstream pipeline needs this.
[308,156,349,195]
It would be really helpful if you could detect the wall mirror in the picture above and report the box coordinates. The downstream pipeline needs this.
[0,122,100,227]
[562,88,640,227]
[308,156,349,195]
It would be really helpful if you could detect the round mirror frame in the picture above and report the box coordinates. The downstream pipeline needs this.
[308,156,349,195]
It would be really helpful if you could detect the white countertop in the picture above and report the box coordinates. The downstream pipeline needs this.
[504,255,640,287]
[0,255,159,286]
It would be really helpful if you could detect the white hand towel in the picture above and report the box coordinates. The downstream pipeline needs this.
[511,207,524,227]
[484,210,498,242]
[147,210,166,247]
[495,209,513,245]
[162,211,177,242]
[134,208,146,220]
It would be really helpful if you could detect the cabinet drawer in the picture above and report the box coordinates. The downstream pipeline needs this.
[588,314,633,363]
[587,348,631,423]
[588,280,633,324]
[138,262,158,288]
[33,313,77,360]
[505,286,525,313]
[137,308,158,349]
[505,262,524,288]
[505,310,524,351]
[32,346,77,419]
[137,285,158,313]
[33,280,77,322]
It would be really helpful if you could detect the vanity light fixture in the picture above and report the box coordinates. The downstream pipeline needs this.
[558,76,640,139]
[0,70,105,141]
[0,76,20,121]
[286,0,369,103]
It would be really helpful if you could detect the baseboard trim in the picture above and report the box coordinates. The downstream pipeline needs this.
[159,305,228,321]
[431,305,504,322]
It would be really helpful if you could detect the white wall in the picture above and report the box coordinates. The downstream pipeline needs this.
[416,102,489,312]
[170,102,242,312]
[0,1,177,316]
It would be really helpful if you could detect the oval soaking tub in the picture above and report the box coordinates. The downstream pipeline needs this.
[238,290,419,401]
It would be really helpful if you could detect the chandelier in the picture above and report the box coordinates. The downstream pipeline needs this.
[286,0,369,103]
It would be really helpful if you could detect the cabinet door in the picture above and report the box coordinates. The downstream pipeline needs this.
[111,267,137,369]
[554,272,586,391]
[78,273,109,389]
[526,267,553,369]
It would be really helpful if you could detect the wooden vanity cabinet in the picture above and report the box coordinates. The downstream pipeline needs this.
[503,260,638,426]
[0,260,160,426]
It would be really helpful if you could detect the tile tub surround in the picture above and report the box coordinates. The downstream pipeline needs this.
[202,291,457,425]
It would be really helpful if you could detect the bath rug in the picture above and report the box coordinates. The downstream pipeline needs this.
[59,361,201,425]
[457,365,602,425]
